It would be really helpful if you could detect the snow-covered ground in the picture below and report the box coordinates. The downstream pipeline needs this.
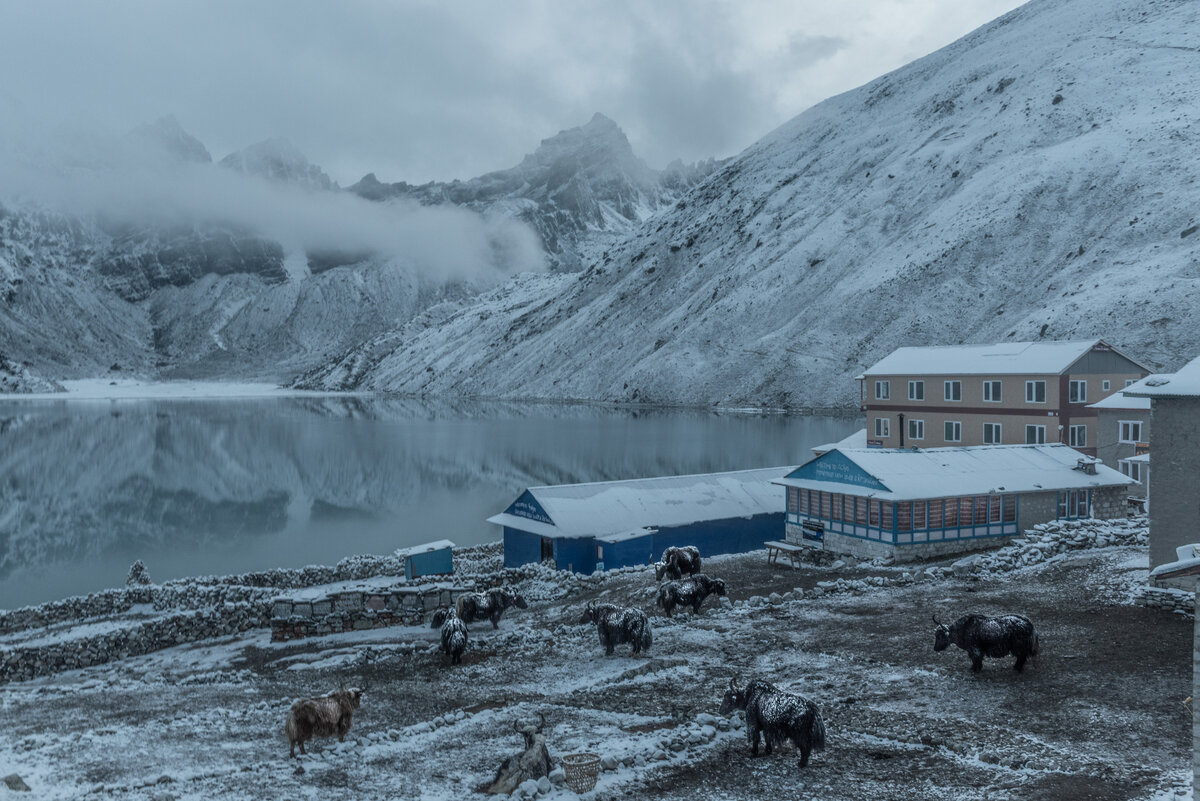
[0,538,1191,800]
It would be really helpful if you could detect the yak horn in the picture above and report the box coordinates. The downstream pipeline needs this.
[537,712,546,732]
[931,613,942,626]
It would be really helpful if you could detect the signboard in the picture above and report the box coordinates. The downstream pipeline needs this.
[867,439,883,448]
[786,450,890,491]
[1092,343,1113,352]
[1135,441,1150,456]
[505,491,554,525]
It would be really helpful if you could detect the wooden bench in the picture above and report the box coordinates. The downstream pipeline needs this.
[765,540,807,570]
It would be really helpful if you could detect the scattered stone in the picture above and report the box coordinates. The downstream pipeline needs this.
[3,774,30,792]
[600,755,618,771]
[536,776,552,794]
[768,592,783,605]
[830,560,846,571]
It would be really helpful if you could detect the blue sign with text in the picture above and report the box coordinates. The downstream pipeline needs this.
[785,450,889,491]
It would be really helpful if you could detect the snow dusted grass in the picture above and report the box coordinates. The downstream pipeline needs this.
[0,537,1191,800]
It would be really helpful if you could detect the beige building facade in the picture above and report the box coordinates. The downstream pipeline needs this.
[861,340,1149,456]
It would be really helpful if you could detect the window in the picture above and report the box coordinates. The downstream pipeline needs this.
[944,498,958,528]
[928,499,943,529]
[944,380,962,402]
[1025,380,1047,403]
[1118,420,1143,443]
[881,503,893,531]
[908,380,925,400]
[908,419,925,440]
[788,488,799,514]
[973,496,988,525]
[1102,380,1111,391]
[1025,424,1046,444]
[944,421,962,442]
[1119,460,1143,483]
[897,502,912,532]
[855,496,867,524]
[913,501,926,530]
[983,422,1002,444]
[1069,424,1087,447]
[1002,495,1016,522]
[1060,489,1090,518]
[1125,379,1136,388]
[869,500,880,527]
[875,380,890,400]
[983,380,1001,402]
[1069,380,1087,403]
[988,495,1001,523]
[831,493,844,521]
[596,545,604,560]
[874,417,890,438]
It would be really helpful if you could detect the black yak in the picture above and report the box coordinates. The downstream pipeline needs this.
[486,714,552,795]
[441,606,469,665]
[720,677,825,768]
[285,687,363,758]
[933,613,1039,672]
[456,587,528,629]
[579,602,652,656]
[656,574,726,616]
[654,545,702,581]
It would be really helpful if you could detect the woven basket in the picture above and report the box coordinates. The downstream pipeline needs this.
[560,752,601,793]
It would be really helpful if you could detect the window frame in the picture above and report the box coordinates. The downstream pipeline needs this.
[983,422,1002,445]
[1025,380,1047,404]
[1068,424,1087,448]
[1119,459,1143,483]
[982,380,1002,403]
[908,380,924,401]
[874,416,890,438]
[944,380,962,402]
[1068,379,1087,404]
[1025,424,1047,444]
[944,420,962,442]
[908,418,925,441]
[874,380,890,400]
[1102,380,1111,392]
[1118,420,1143,444]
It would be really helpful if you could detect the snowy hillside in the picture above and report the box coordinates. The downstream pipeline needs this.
[301,0,1200,408]
[349,113,717,271]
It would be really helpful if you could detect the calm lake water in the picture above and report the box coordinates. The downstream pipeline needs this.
[0,396,857,609]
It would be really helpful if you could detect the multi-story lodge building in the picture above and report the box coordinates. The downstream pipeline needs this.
[859,340,1150,456]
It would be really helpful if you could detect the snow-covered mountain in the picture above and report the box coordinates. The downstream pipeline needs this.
[299,0,1200,408]
[0,114,695,385]
[349,113,717,270]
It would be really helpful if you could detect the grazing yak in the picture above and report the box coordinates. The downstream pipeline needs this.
[720,677,826,768]
[933,613,1039,672]
[440,606,469,665]
[656,574,726,616]
[654,546,702,581]
[285,687,363,758]
[456,587,528,629]
[579,602,652,656]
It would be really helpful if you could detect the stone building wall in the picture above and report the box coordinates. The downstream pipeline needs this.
[1148,398,1200,572]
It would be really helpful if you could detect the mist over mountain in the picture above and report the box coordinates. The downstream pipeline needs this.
[298,0,1200,408]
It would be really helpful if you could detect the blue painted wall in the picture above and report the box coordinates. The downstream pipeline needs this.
[406,547,453,579]
[553,536,597,574]
[655,513,783,561]
[503,527,542,569]
[600,535,656,570]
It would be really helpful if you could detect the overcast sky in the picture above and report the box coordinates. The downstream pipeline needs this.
[0,1,1025,186]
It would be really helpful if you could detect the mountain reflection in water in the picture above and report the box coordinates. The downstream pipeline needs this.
[0,396,857,608]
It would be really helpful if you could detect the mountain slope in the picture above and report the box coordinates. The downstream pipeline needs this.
[300,0,1200,407]
[349,113,716,270]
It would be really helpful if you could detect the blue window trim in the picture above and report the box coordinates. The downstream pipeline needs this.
[788,494,1019,544]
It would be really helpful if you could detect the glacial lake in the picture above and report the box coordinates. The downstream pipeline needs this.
[0,396,858,609]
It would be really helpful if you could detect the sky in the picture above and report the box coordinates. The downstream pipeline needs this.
[0,0,1025,186]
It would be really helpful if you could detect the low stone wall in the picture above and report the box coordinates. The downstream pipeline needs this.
[268,585,470,642]
[1132,586,1195,614]
[0,603,266,683]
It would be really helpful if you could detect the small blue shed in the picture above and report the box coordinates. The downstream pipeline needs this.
[488,467,794,573]
[396,539,455,580]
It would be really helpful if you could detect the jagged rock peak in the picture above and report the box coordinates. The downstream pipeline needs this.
[219,137,336,190]
[129,115,212,164]
[521,112,641,172]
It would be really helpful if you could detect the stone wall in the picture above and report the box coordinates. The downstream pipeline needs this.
[268,584,468,641]
[1132,585,1195,614]
[1093,484,1130,520]
[1149,397,1200,570]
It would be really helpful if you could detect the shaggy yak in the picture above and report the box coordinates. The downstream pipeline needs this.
[485,714,552,795]
[933,613,1039,672]
[579,602,652,656]
[285,687,363,758]
[654,545,702,581]
[440,606,469,665]
[720,677,826,768]
[456,587,528,629]
[656,574,726,616]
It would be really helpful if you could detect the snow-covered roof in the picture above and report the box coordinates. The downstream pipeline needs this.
[1149,543,1200,579]
[595,527,656,544]
[1123,355,1200,399]
[394,539,455,557]
[775,444,1133,502]
[1125,453,1150,464]
[488,466,793,539]
[862,339,1147,377]
[1087,391,1151,411]
[812,428,867,455]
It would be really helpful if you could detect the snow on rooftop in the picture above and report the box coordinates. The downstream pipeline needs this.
[776,444,1133,501]
[1149,542,1200,579]
[1087,391,1151,410]
[862,339,1133,376]
[394,539,455,557]
[812,428,867,455]
[1125,452,1149,463]
[1124,354,1200,398]
[488,466,792,539]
